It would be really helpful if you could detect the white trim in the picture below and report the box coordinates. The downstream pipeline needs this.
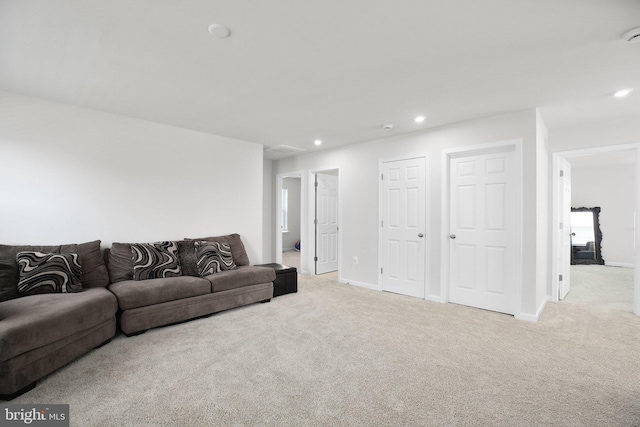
[378,153,430,298]
[425,295,444,303]
[550,143,640,316]
[636,147,640,316]
[515,296,548,322]
[550,154,561,302]
[339,278,378,291]
[441,139,524,317]
[605,262,634,268]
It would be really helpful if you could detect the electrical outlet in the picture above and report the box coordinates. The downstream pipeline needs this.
[353,257,358,265]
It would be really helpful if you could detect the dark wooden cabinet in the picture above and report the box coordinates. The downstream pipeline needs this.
[256,263,297,297]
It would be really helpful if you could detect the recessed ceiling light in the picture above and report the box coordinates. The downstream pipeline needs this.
[314,139,322,146]
[208,24,231,38]
[383,124,394,130]
[414,115,426,123]
[613,88,634,98]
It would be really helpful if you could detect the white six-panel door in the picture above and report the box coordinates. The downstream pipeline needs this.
[316,173,339,274]
[449,148,516,314]
[381,157,426,298]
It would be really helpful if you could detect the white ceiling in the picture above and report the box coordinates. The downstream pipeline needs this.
[1,0,639,160]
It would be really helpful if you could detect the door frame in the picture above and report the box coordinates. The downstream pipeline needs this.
[441,139,523,315]
[308,166,342,277]
[557,157,572,300]
[551,143,640,315]
[275,171,306,272]
[378,153,430,297]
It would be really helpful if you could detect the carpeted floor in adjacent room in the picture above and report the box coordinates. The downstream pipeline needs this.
[7,266,640,426]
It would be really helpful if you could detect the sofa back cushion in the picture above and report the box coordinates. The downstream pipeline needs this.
[186,233,250,266]
[0,258,20,302]
[106,242,134,283]
[0,240,109,302]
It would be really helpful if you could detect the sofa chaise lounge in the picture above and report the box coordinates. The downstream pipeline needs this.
[0,241,117,400]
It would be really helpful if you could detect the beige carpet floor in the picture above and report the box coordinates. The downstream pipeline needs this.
[565,264,634,313]
[7,272,640,426]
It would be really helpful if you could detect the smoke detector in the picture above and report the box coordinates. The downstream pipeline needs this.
[622,27,640,43]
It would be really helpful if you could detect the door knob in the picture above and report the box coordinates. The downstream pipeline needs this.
[450,234,456,239]
[418,233,424,238]
[571,232,576,236]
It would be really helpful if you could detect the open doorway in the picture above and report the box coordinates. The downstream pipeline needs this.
[281,177,302,270]
[552,145,639,315]
[276,171,305,272]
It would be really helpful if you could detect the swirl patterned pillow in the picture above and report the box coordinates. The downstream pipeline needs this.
[131,241,182,281]
[194,240,236,276]
[16,251,82,295]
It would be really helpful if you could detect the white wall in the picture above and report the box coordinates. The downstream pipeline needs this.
[262,159,274,263]
[571,163,635,266]
[0,91,264,263]
[536,111,549,313]
[272,109,546,319]
[282,178,301,250]
[549,118,640,153]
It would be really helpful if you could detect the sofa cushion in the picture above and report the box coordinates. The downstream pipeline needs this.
[204,265,275,292]
[108,276,211,310]
[176,240,198,277]
[186,233,250,266]
[0,287,117,363]
[16,252,82,295]
[132,241,182,281]
[0,240,108,302]
[75,241,109,288]
[194,240,236,276]
[107,242,133,283]
[0,259,20,302]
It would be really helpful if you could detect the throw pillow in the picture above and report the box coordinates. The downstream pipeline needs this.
[132,241,182,281]
[176,240,198,277]
[186,233,250,266]
[194,240,236,276]
[16,251,82,295]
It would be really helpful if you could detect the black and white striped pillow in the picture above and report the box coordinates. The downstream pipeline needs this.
[16,251,82,295]
[194,240,236,276]
[132,241,182,281]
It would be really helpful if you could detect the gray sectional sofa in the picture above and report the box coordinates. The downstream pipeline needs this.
[0,241,117,400]
[105,234,275,336]
[0,233,277,399]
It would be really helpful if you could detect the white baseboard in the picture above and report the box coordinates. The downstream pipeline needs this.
[605,262,634,268]
[425,295,444,303]
[283,247,295,252]
[339,278,379,291]
[515,296,548,322]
